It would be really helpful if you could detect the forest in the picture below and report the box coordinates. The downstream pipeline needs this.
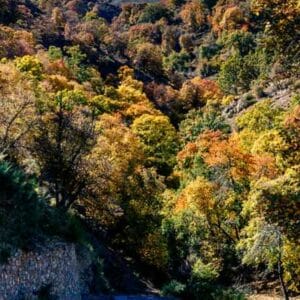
[0,0,299,299]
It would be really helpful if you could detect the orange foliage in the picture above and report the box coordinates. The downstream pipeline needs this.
[175,177,215,213]
[179,77,223,107]
[128,23,160,44]
[174,194,188,212]
[190,77,223,103]
[179,0,206,29]
[210,4,249,34]
[202,132,255,181]
[0,26,35,58]
[201,131,280,181]
[252,155,278,179]
[177,142,199,163]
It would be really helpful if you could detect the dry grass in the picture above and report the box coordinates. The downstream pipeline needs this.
[248,294,300,300]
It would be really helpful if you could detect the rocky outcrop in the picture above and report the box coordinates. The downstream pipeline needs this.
[222,79,299,120]
[0,241,81,299]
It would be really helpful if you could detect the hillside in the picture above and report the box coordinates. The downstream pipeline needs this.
[0,0,299,299]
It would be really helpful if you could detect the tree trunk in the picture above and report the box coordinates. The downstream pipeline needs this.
[278,233,289,300]
[278,259,289,300]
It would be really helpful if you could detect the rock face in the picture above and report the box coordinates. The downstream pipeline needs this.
[0,241,81,299]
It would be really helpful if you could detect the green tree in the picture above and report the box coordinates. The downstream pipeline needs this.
[163,51,191,73]
[220,49,269,94]
[139,3,172,23]
[179,108,231,143]
[64,45,90,82]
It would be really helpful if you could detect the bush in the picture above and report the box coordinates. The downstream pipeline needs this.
[162,280,186,296]
[211,287,246,300]
[218,30,256,56]
[15,55,43,80]
[199,44,221,60]
[187,259,220,299]
[163,50,191,73]
[139,4,172,24]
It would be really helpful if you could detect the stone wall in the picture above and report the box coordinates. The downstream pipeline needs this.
[0,241,81,300]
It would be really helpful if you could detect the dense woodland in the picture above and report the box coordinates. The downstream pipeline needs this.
[0,0,299,298]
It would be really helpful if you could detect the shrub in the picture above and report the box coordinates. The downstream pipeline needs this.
[138,4,172,24]
[211,287,246,300]
[218,30,256,56]
[162,280,186,296]
[163,50,191,73]
[15,55,43,80]
[199,43,221,60]
[48,46,63,61]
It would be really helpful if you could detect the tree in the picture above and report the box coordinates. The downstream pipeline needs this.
[84,113,167,270]
[235,99,284,154]
[139,3,172,24]
[163,50,191,73]
[282,102,300,166]
[32,88,96,209]
[132,114,178,174]
[250,168,300,242]
[251,0,300,50]
[92,67,159,120]
[179,108,230,143]
[64,45,90,82]
[236,99,283,133]
[83,113,145,224]
[0,26,35,58]
[133,43,164,78]
[0,62,37,160]
[218,30,256,56]
[238,166,300,296]
[179,77,223,108]
[0,0,18,24]
[15,55,43,80]
[211,3,250,34]
[51,7,65,31]
[179,0,207,30]
[238,221,290,299]
[218,50,268,94]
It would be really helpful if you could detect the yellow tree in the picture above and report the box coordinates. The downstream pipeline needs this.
[85,113,167,269]
[251,0,300,75]
[132,114,179,174]
[0,62,37,160]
